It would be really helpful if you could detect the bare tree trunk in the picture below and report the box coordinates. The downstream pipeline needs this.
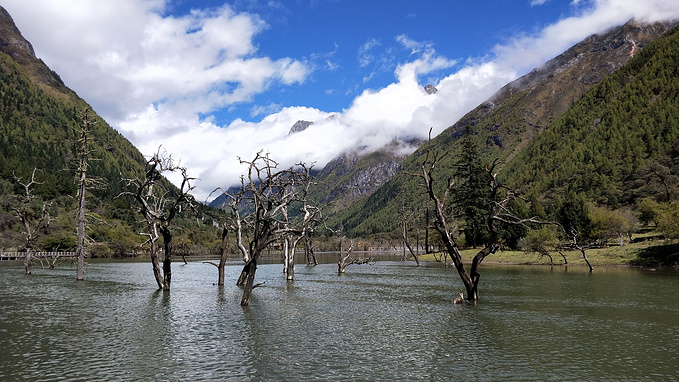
[161,226,172,290]
[20,215,34,275]
[75,109,91,281]
[150,246,163,289]
[556,249,568,264]
[575,245,593,272]
[466,245,498,302]
[285,238,295,281]
[76,177,86,280]
[304,237,317,265]
[237,257,252,286]
[12,169,51,276]
[338,246,353,274]
[24,250,33,275]
[539,249,554,264]
[218,227,228,286]
[283,239,288,275]
[569,233,593,272]
[403,236,420,267]
[240,258,257,306]
[147,224,164,289]
[400,212,420,267]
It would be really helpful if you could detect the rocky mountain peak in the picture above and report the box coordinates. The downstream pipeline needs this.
[0,6,66,89]
[424,84,437,94]
[0,6,36,61]
[288,120,314,135]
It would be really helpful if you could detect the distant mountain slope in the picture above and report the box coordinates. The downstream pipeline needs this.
[330,20,676,236]
[313,140,419,212]
[0,6,146,204]
[0,7,220,255]
[502,23,679,206]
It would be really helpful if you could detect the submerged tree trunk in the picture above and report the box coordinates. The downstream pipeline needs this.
[161,226,172,290]
[203,227,230,285]
[286,245,295,281]
[76,176,86,280]
[218,227,228,286]
[146,223,164,290]
[76,109,91,281]
[240,258,257,306]
[337,248,352,274]
[20,215,34,275]
[304,237,317,265]
[401,218,420,267]
[575,245,593,272]
[404,238,420,266]
[150,244,163,289]
[283,238,296,280]
[24,250,33,275]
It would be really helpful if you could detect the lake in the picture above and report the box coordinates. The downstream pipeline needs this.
[1,257,678,381]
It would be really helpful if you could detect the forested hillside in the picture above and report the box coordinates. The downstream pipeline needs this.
[0,7,220,256]
[331,21,679,242]
[502,24,679,206]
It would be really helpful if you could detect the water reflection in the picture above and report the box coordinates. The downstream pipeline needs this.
[1,260,677,381]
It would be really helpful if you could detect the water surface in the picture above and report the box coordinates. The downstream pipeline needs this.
[1,259,677,381]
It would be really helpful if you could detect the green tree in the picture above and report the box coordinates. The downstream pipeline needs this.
[656,202,679,239]
[453,128,491,247]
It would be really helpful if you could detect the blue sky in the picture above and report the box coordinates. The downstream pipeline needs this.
[171,0,582,124]
[3,0,679,200]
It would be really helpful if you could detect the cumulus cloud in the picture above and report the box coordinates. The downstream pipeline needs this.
[3,0,308,124]
[3,0,679,201]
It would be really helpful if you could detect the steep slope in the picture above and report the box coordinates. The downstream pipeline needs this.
[0,6,146,200]
[331,19,676,236]
[502,23,679,206]
[0,7,219,255]
[313,140,420,212]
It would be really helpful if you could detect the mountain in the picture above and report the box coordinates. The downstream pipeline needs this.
[502,22,679,206]
[329,19,677,236]
[0,6,220,255]
[314,143,407,212]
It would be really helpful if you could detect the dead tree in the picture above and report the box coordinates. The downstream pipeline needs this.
[303,235,318,265]
[281,171,323,280]
[212,151,318,306]
[9,169,50,275]
[337,244,374,273]
[122,147,196,290]
[203,223,230,286]
[337,245,354,273]
[399,198,420,266]
[35,251,67,270]
[562,228,593,272]
[74,108,94,280]
[414,131,546,303]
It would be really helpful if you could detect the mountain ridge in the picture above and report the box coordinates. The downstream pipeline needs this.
[327,19,677,236]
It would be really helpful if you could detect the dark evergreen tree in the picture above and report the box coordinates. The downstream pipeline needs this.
[453,127,491,247]
[555,191,591,241]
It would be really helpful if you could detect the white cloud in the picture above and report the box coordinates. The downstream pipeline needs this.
[358,38,381,67]
[2,0,308,123]
[251,102,283,117]
[3,0,679,201]
[493,0,679,76]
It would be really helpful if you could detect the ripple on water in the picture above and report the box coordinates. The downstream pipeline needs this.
[1,261,678,381]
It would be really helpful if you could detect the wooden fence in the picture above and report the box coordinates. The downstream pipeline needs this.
[0,252,76,260]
